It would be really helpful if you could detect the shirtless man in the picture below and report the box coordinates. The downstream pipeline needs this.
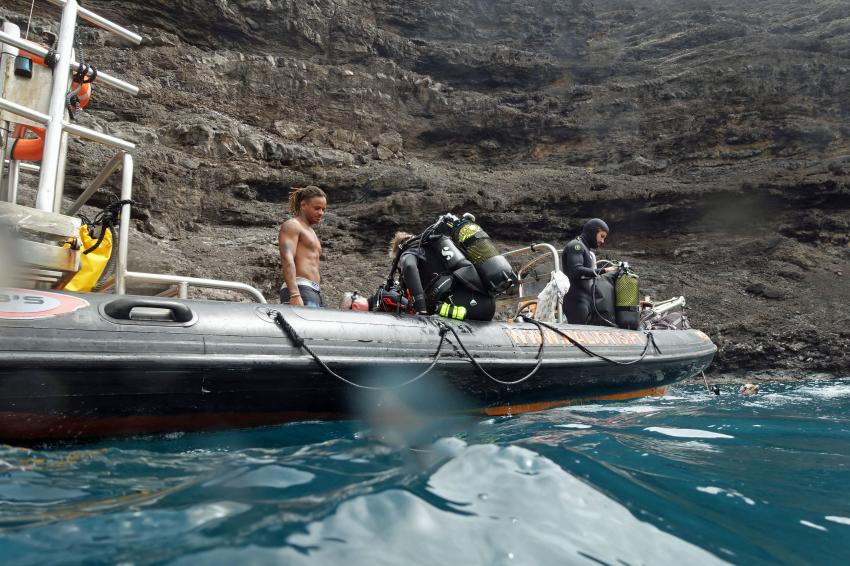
[278,186,327,307]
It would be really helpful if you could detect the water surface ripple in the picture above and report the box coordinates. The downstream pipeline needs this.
[2,378,849,565]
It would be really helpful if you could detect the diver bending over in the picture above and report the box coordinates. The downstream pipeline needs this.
[374,215,515,321]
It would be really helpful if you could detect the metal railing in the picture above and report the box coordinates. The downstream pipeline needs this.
[46,0,144,46]
[500,243,563,322]
[125,272,268,304]
[0,0,268,304]
[0,30,139,95]
[0,0,140,212]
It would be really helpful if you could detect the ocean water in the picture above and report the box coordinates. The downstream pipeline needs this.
[1,378,849,565]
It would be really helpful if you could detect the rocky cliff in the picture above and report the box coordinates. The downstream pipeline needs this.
[2,0,848,373]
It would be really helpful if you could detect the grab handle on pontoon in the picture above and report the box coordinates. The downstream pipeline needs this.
[103,298,194,323]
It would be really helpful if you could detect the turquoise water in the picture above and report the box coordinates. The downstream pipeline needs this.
[2,378,849,565]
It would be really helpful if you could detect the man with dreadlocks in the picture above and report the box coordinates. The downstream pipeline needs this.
[278,186,327,307]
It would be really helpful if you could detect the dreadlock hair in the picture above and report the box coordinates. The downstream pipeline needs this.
[389,231,414,258]
[288,185,327,216]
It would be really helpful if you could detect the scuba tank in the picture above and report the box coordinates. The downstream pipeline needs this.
[439,213,516,294]
[430,235,484,294]
[614,262,640,330]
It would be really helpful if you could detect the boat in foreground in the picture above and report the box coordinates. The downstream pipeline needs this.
[0,288,716,443]
[0,3,715,444]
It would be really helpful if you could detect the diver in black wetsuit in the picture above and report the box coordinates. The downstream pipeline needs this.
[397,240,431,314]
[390,224,499,321]
[562,218,616,324]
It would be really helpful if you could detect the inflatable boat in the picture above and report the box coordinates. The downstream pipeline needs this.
[0,4,716,444]
[0,288,716,443]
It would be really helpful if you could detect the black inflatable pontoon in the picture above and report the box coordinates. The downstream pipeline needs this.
[0,288,716,443]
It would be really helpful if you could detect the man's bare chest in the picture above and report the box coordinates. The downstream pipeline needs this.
[300,229,321,253]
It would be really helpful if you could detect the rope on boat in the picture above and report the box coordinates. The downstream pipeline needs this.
[701,371,720,395]
[438,319,546,386]
[533,319,661,366]
[79,197,136,254]
[271,310,449,391]
[272,307,657,390]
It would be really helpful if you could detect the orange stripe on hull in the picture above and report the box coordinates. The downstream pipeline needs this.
[482,386,669,416]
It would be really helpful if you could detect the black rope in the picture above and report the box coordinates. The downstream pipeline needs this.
[66,28,98,120]
[72,62,97,85]
[83,224,111,255]
[440,318,547,386]
[74,25,84,67]
[534,319,661,366]
[81,198,135,254]
[271,310,449,390]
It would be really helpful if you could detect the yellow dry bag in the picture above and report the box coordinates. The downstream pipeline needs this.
[65,224,113,292]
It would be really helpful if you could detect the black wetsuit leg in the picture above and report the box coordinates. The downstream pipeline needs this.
[562,237,599,325]
[399,253,427,313]
[447,285,496,321]
[563,289,593,324]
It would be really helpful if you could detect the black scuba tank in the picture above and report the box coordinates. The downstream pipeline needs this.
[423,236,485,297]
[614,262,640,330]
[593,272,617,326]
[441,213,516,294]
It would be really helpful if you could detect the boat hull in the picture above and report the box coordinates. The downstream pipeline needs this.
[0,289,716,443]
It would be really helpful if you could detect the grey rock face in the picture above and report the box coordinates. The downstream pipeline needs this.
[2,0,848,372]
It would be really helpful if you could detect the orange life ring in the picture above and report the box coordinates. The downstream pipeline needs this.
[11,125,45,162]
[9,50,93,161]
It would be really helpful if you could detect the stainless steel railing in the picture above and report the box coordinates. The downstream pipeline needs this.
[500,243,563,322]
[0,1,267,303]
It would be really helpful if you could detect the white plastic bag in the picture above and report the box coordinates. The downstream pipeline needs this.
[535,270,570,322]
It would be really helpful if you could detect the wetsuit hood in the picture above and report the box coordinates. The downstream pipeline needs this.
[581,218,609,249]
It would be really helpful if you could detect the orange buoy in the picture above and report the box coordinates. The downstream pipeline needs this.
[74,80,91,107]
[10,125,45,162]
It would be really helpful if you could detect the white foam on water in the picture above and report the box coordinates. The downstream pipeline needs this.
[800,520,828,532]
[742,393,796,408]
[797,383,850,400]
[696,486,755,505]
[825,516,850,526]
[645,427,734,439]
[568,404,662,415]
[173,443,729,565]
[555,424,592,429]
